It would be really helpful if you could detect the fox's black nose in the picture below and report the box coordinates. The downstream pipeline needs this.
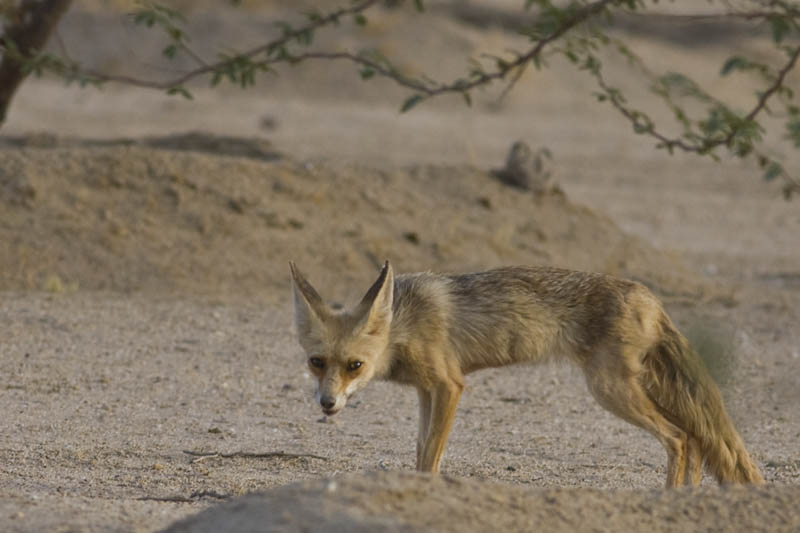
[320,396,336,410]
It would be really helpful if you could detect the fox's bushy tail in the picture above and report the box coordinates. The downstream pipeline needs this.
[641,317,763,484]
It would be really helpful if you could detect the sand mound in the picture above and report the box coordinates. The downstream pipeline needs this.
[163,471,800,533]
[0,135,705,303]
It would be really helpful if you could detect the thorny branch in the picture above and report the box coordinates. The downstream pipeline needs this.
[60,0,383,90]
[25,0,792,97]
[27,0,614,96]
[591,44,800,195]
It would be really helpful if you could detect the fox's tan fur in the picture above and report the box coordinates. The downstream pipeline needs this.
[289,262,763,487]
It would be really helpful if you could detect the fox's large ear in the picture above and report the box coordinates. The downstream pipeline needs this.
[289,261,327,337]
[355,261,394,335]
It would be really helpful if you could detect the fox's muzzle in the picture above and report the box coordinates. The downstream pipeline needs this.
[315,366,371,416]
[320,395,337,414]
[316,388,346,415]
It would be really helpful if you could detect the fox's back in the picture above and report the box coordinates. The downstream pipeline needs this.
[391,266,661,372]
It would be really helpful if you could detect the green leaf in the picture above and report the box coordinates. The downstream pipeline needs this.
[462,92,472,107]
[699,108,724,137]
[734,141,752,158]
[167,85,193,99]
[413,0,424,12]
[296,29,313,46]
[768,15,792,44]
[152,3,184,22]
[620,0,645,9]
[133,11,156,27]
[275,21,293,37]
[564,50,578,64]
[167,27,185,42]
[581,55,601,74]
[354,14,367,26]
[763,162,783,181]
[720,56,749,76]
[633,121,652,134]
[786,116,800,148]
[305,9,322,23]
[163,44,178,59]
[359,67,375,80]
[400,94,424,113]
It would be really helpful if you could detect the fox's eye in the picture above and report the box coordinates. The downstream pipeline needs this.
[309,357,325,369]
[347,361,363,372]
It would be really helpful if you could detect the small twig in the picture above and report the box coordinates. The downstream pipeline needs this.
[52,30,73,64]
[576,462,626,469]
[496,61,529,104]
[743,45,800,125]
[137,495,195,503]
[137,489,230,503]
[185,452,220,464]
[182,449,328,464]
[191,489,230,500]
[179,42,210,69]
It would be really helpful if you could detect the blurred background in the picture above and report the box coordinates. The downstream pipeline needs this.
[2,0,797,300]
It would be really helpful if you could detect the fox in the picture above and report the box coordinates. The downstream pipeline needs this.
[289,261,764,487]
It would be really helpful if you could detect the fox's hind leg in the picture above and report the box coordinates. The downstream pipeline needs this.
[584,348,689,488]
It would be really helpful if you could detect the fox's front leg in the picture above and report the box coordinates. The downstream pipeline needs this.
[416,388,432,468]
[417,379,463,472]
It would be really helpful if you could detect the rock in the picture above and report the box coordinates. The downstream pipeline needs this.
[491,141,554,193]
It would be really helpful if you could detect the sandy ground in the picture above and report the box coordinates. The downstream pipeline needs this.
[1,1,799,531]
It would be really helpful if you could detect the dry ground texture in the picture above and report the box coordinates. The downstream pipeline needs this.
[1,1,800,531]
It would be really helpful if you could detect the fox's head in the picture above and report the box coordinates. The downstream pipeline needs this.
[289,261,394,416]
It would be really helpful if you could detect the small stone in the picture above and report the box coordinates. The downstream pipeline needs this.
[403,231,420,245]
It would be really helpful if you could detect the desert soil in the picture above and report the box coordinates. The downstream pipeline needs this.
[1,1,799,532]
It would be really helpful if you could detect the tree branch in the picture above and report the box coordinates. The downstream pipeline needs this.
[1,0,798,194]
[591,43,800,195]
[11,0,614,97]
[69,0,382,90]
[598,45,800,152]
[744,45,800,124]
[5,0,792,103]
